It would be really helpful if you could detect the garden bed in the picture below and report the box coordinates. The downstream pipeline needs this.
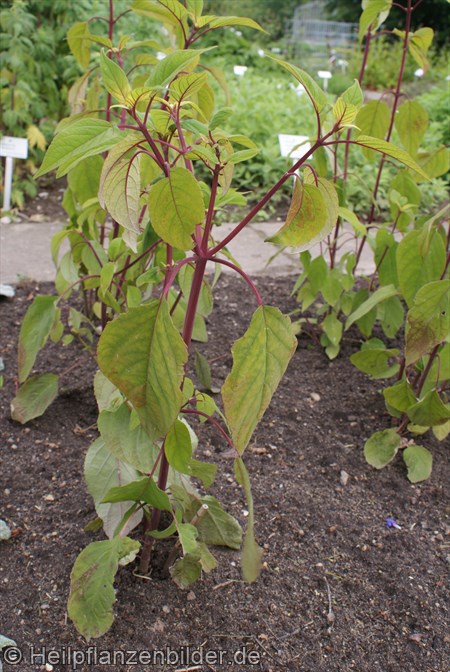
[0,276,449,672]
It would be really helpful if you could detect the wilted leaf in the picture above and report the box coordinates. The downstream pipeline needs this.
[403,444,433,483]
[11,374,59,424]
[364,428,400,469]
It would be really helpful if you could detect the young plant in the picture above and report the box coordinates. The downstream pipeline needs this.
[286,0,449,481]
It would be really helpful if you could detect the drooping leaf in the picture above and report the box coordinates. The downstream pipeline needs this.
[407,390,450,427]
[18,296,58,382]
[222,306,296,454]
[148,167,205,249]
[98,403,159,472]
[377,295,404,338]
[234,458,263,583]
[394,101,428,158]
[186,495,242,549]
[405,280,450,365]
[345,284,399,330]
[67,22,91,68]
[68,536,140,640]
[100,51,131,103]
[102,476,171,511]
[35,119,122,178]
[84,437,143,538]
[364,428,400,469]
[11,374,59,424]
[98,300,187,441]
[352,136,429,179]
[94,371,123,413]
[266,182,328,249]
[268,57,328,114]
[403,444,433,483]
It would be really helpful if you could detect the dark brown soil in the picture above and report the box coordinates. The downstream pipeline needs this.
[1,276,449,672]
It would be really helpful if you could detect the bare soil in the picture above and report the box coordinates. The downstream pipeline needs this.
[0,276,449,672]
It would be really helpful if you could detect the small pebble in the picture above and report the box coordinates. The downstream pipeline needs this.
[43,494,55,501]
[310,392,321,402]
[162,605,170,614]
[4,489,10,496]
[186,591,196,601]
[45,664,54,671]
[340,470,350,486]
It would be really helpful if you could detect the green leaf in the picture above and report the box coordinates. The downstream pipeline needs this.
[339,207,367,236]
[268,57,328,114]
[99,137,142,239]
[194,351,215,391]
[187,495,242,549]
[359,0,392,42]
[377,295,404,338]
[405,280,450,365]
[100,51,131,103]
[170,72,208,101]
[353,135,429,180]
[170,554,202,588]
[222,306,296,454]
[403,444,433,483]
[266,182,328,249]
[355,100,390,143]
[186,0,203,21]
[84,437,143,538]
[67,22,91,68]
[98,300,187,441]
[350,346,400,379]
[345,284,399,330]
[18,296,58,382]
[394,101,428,158]
[148,167,205,250]
[416,146,449,182]
[234,458,263,583]
[35,119,122,178]
[322,313,343,347]
[98,403,159,472]
[408,27,434,73]
[11,374,59,424]
[165,420,217,488]
[333,98,358,126]
[132,0,188,33]
[407,390,450,427]
[364,428,400,469]
[148,49,205,87]
[68,536,140,640]
[383,379,416,415]
[396,230,446,307]
[102,477,171,511]
[94,371,123,412]
[207,15,265,32]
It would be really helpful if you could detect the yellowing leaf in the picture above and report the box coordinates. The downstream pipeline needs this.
[267,182,328,249]
[394,101,429,157]
[148,167,205,250]
[222,306,296,454]
[27,125,47,151]
[68,537,140,640]
[98,300,187,441]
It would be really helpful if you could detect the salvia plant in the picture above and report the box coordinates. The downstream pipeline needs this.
[288,0,449,483]
[11,0,439,638]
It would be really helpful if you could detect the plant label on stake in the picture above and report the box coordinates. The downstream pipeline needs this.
[0,136,28,212]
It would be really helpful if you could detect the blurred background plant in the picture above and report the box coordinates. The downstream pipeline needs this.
[1,0,448,211]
